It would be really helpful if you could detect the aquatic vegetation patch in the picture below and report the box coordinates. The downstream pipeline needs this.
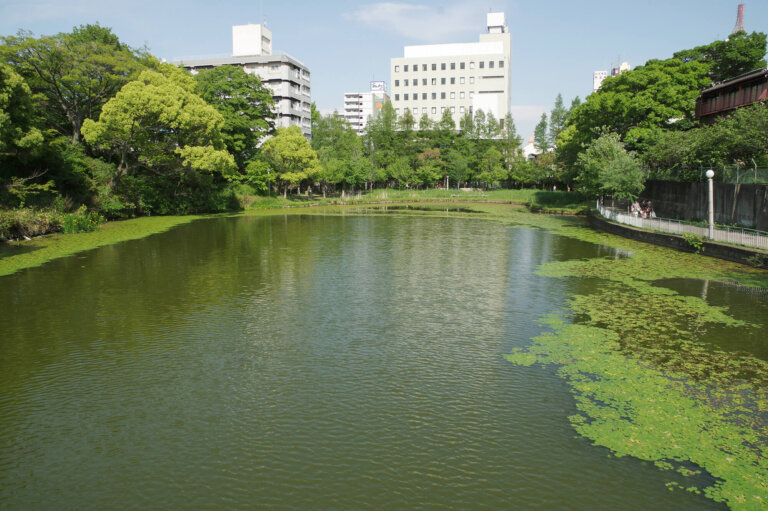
[0,215,202,277]
[506,316,768,510]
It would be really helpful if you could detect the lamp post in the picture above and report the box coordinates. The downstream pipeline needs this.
[706,169,715,239]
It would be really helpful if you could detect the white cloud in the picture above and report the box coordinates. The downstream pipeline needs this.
[345,2,488,43]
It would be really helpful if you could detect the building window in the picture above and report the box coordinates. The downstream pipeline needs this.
[396,108,400,115]
[422,107,427,114]
[450,62,456,70]
[414,94,418,101]
[404,94,409,100]
[413,107,418,114]
[441,92,446,99]
[432,92,436,99]
[413,81,418,87]
[395,65,400,72]
[460,106,465,113]
[451,106,455,113]
[404,65,408,72]
[422,64,427,71]
[490,61,495,68]
[450,92,455,99]
[422,78,427,85]
[450,77,455,84]
[441,106,446,113]
[395,80,399,87]
[460,62,465,70]
[479,61,485,69]
[460,77,465,84]
[404,79,409,86]
[470,77,475,84]
[432,63,436,71]
[431,78,436,85]
[499,60,504,68]
[441,77,446,85]
[395,94,400,100]
[422,93,427,100]
[441,63,446,70]
[469,91,474,98]
[431,107,437,114]
[460,91,465,99]
[470,61,475,69]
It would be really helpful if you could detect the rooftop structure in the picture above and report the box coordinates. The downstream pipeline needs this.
[733,4,745,34]
[695,67,768,121]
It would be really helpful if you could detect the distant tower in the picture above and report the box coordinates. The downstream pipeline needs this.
[732,4,745,34]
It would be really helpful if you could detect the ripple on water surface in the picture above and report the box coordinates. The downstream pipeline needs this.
[0,214,725,510]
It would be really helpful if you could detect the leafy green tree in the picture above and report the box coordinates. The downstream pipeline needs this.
[415,147,443,186]
[1,25,146,142]
[81,67,235,187]
[364,102,400,171]
[0,62,42,159]
[194,65,274,169]
[397,108,415,132]
[674,31,767,82]
[576,132,645,199]
[261,126,320,197]
[418,114,433,131]
[559,57,711,167]
[534,113,550,151]
[387,157,413,188]
[500,113,521,172]
[476,146,506,189]
[548,93,567,145]
[445,149,468,189]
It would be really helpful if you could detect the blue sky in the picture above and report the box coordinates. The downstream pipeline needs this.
[1,0,767,139]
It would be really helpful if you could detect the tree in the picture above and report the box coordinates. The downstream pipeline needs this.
[0,62,43,159]
[534,113,550,151]
[548,93,567,145]
[500,113,521,172]
[81,67,235,187]
[194,65,274,169]
[558,57,711,167]
[576,132,645,200]
[476,146,506,189]
[415,147,442,186]
[1,25,146,142]
[261,126,320,197]
[674,31,767,82]
[387,157,413,188]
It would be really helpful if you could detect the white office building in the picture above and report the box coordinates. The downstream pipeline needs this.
[180,24,312,138]
[593,62,630,93]
[390,12,511,128]
[343,82,390,135]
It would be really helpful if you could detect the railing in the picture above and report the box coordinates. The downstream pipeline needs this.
[596,199,768,250]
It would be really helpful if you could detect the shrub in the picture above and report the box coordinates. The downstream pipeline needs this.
[0,208,62,240]
[60,205,102,234]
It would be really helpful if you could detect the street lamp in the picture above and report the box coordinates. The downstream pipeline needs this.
[706,169,715,239]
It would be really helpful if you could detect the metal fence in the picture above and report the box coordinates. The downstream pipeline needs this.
[648,165,768,185]
[596,200,768,251]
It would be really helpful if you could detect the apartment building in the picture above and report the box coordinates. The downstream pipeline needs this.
[180,24,312,138]
[390,12,511,128]
[343,82,390,135]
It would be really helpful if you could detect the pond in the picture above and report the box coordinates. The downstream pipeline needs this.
[1,210,766,510]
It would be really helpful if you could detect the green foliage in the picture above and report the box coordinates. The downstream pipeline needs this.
[6,176,56,208]
[576,132,645,199]
[261,126,320,197]
[82,68,236,185]
[682,233,705,254]
[194,65,275,169]
[60,204,102,233]
[534,113,550,151]
[0,25,146,142]
[674,31,767,82]
[0,62,42,158]
[0,207,60,240]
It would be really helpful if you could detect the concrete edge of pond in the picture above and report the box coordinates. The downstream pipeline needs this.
[588,211,768,269]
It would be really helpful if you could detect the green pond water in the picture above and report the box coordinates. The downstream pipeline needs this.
[1,211,766,510]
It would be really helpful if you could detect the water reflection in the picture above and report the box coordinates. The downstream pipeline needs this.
[0,214,719,510]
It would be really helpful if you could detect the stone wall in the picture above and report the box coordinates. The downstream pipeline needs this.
[641,180,768,231]
[588,213,768,269]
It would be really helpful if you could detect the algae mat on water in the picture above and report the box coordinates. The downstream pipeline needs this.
[505,216,768,510]
[0,215,203,277]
